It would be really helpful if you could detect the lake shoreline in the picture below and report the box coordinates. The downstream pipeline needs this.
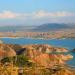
[0,36,75,40]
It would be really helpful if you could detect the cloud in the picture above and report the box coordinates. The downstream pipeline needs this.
[0,11,17,19]
[0,10,75,19]
[0,11,29,19]
[0,10,75,25]
[33,10,75,19]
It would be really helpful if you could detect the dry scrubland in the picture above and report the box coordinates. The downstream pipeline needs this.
[0,44,75,75]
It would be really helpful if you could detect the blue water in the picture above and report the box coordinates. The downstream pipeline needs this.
[0,38,75,66]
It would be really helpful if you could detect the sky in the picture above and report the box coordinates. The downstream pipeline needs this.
[0,0,75,26]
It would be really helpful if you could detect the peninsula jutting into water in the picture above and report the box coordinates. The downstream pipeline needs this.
[0,43,75,75]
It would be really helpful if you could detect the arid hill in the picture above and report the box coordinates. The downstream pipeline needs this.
[21,44,72,67]
[0,44,75,75]
[0,44,16,59]
[0,44,73,67]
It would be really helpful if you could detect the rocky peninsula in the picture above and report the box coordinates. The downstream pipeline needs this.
[0,44,75,75]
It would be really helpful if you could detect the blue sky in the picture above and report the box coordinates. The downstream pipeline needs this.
[0,0,75,25]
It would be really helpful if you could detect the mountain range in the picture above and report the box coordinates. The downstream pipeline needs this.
[32,23,73,31]
[0,23,75,32]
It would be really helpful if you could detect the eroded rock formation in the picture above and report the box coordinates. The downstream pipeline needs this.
[0,44,73,68]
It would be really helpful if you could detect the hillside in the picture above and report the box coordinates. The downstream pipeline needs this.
[0,23,75,32]
[0,44,73,66]
[32,23,72,31]
[0,44,75,75]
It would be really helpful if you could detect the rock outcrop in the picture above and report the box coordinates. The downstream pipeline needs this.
[0,44,74,75]
[0,44,73,68]
[22,44,73,67]
[0,44,16,60]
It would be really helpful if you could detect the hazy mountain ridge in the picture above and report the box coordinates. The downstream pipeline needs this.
[0,23,75,32]
[32,23,75,32]
[0,26,35,32]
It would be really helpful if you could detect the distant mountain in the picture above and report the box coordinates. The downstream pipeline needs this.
[0,23,75,32]
[0,26,35,32]
[32,23,74,31]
